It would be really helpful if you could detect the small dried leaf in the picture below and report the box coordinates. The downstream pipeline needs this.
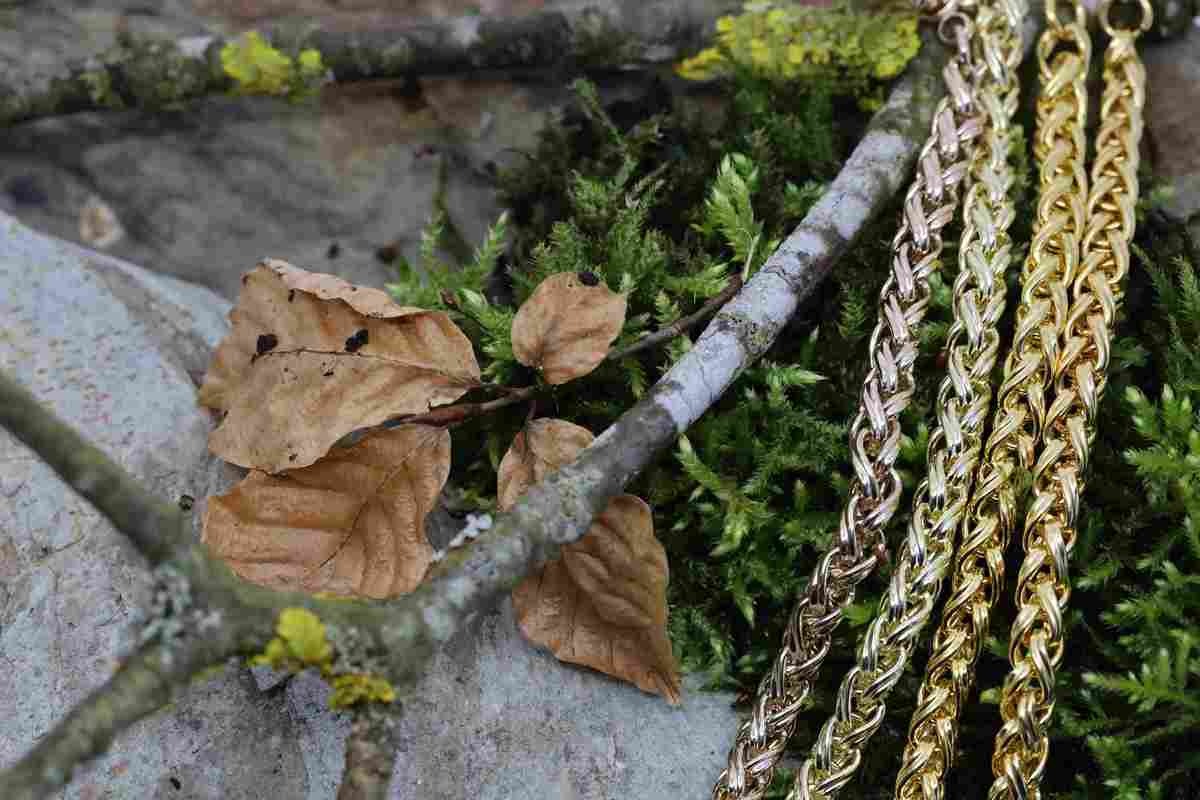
[498,419,680,702]
[199,259,479,472]
[510,272,626,384]
[497,418,596,509]
[202,425,449,599]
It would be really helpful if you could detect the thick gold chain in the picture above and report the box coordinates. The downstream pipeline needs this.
[785,2,1026,797]
[987,1,1150,797]
[711,15,985,799]
[893,3,1092,797]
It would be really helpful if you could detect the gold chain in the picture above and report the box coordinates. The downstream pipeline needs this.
[712,14,985,799]
[894,3,1093,797]
[987,1,1150,797]
[787,1,1025,797]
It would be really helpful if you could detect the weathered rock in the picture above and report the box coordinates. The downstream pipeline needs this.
[0,212,742,797]
[0,210,315,799]
[283,601,741,800]
[1144,19,1200,243]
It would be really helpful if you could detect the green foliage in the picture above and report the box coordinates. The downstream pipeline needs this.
[220,31,325,99]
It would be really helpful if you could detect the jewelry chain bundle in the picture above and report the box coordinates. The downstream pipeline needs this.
[713,0,1152,796]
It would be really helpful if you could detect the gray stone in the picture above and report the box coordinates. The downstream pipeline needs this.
[0,210,314,799]
[0,212,742,797]
[1144,20,1200,230]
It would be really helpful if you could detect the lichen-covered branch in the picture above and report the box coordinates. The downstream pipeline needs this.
[379,24,959,667]
[338,707,404,800]
[0,0,738,127]
[0,637,238,800]
[0,371,188,565]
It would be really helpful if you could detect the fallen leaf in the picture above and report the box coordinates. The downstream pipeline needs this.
[199,259,479,472]
[498,419,681,702]
[202,425,449,599]
[510,272,626,384]
[497,418,595,509]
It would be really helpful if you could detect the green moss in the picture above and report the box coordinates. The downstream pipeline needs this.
[220,31,326,99]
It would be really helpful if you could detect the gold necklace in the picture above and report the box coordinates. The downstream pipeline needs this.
[986,1,1150,797]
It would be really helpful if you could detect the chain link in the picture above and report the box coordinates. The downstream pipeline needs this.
[711,21,985,800]
[891,4,1090,797]
[987,3,1149,797]
[781,2,1025,798]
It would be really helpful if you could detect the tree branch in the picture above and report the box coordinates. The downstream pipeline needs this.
[607,274,744,362]
[0,370,188,565]
[337,707,403,800]
[0,637,239,800]
[0,0,738,128]
[381,23,958,673]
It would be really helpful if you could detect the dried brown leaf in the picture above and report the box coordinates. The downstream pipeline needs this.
[498,419,680,703]
[199,259,479,472]
[202,424,449,599]
[510,272,626,385]
[497,418,595,509]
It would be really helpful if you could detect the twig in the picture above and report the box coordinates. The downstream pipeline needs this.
[607,275,744,362]
[0,638,238,800]
[388,385,537,427]
[0,0,739,128]
[337,707,403,800]
[0,371,188,565]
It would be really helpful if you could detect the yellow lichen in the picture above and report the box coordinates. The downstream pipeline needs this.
[220,31,326,99]
[251,607,395,709]
[330,674,397,708]
[677,2,921,109]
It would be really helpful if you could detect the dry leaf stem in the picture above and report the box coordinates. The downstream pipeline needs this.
[0,29,960,798]
[606,275,745,363]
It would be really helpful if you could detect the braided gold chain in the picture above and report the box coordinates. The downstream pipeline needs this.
[892,6,1092,798]
[712,17,985,800]
[784,2,1026,798]
[988,2,1150,797]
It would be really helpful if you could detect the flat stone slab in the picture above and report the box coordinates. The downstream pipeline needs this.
[0,211,741,798]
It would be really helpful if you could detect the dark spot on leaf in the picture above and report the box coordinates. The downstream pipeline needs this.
[170,777,181,790]
[287,289,295,303]
[327,242,341,259]
[345,329,369,352]
[256,334,278,355]
[578,271,599,286]
[178,494,194,511]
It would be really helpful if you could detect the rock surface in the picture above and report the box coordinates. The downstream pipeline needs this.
[1144,17,1200,242]
[0,210,742,797]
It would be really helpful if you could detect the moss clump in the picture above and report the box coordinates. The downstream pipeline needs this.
[252,608,395,710]
[220,32,326,99]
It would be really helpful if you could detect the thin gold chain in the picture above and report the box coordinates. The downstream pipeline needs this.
[987,1,1150,796]
[711,15,985,799]
[892,4,1092,798]
[785,1,1025,797]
